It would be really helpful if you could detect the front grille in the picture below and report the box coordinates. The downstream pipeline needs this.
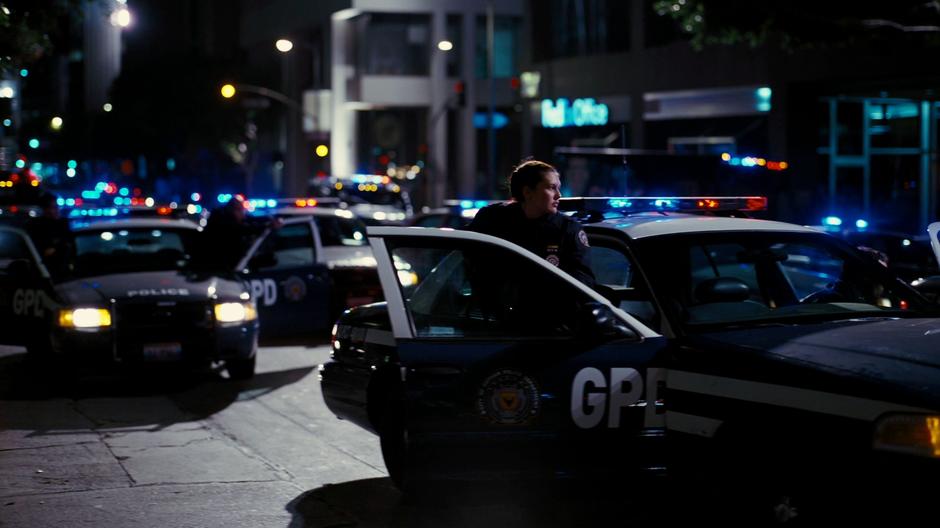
[116,300,211,329]
[113,300,213,361]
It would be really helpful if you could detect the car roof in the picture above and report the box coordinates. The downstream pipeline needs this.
[588,212,819,239]
[72,217,201,231]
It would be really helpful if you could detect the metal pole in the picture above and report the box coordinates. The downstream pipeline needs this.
[487,3,496,197]
[921,100,931,229]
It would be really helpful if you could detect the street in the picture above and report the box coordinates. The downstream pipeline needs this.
[0,344,668,528]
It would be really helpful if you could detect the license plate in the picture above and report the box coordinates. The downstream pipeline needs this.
[142,342,182,361]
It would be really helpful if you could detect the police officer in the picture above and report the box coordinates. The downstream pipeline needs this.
[25,192,73,278]
[199,195,275,272]
[468,159,596,288]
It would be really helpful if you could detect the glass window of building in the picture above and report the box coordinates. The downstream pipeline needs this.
[359,13,431,75]
[531,0,629,61]
[475,16,521,78]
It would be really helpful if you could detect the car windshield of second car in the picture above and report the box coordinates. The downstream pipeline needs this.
[72,227,197,277]
[632,231,936,329]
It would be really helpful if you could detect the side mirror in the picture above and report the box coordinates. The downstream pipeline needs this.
[248,252,277,271]
[577,301,637,342]
[911,275,940,303]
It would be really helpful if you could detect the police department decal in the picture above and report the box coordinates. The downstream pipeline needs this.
[283,275,307,302]
[578,230,590,247]
[545,255,560,267]
[477,370,540,425]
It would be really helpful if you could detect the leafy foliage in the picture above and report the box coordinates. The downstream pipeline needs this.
[652,0,940,51]
[0,0,90,74]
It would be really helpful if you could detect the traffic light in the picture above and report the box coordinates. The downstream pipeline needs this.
[453,80,466,107]
[509,76,522,112]
[220,84,236,99]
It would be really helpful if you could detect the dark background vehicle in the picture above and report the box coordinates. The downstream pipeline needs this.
[840,229,939,282]
[405,200,496,229]
[239,208,383,342]
[0,220,259,379]
[309,176,413,224]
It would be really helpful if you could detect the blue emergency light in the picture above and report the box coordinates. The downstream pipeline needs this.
[559,196,768,215]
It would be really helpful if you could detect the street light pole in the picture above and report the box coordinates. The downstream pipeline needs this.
[220,82,321,194]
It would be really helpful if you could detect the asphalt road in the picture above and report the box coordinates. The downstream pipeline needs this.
[0,344,688,528]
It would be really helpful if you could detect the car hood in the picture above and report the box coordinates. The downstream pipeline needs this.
[697,317,940,407]
[56,270,248,305]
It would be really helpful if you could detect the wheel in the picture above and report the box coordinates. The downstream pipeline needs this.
[226,355,256,380]
[710,430,820,525]
[379,420,411,491]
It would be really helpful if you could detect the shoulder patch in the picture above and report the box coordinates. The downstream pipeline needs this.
[578,230,590,247]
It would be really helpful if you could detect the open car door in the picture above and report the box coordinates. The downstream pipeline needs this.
[237,218,332,339]
[929,222,940,269]
[367,226,668,480]
[0,226,58,347]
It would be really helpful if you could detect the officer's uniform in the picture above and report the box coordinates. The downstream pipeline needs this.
[199,208,259,272]
[26,215,73,278]
[468,201,596,288]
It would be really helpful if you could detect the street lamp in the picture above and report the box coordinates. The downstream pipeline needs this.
[110,6,132,27]
[274,37,323,88]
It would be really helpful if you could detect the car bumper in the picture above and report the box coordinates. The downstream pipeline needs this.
[50,321,258,368]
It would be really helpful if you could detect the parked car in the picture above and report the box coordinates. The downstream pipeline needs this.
[321,196,940,522]
[0,219,259,379]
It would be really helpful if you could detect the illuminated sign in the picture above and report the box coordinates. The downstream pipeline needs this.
[541,98,609,128]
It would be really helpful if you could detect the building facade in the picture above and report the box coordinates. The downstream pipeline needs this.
[524,0,940,232]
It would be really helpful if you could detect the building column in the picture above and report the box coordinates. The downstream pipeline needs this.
[330,14,357,178]
[427,10,448,207]
[458,12,478,199]
[629,0,645,149]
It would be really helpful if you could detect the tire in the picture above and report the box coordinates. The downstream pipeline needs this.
[226,355,256,380]
[379,421,411,491]
[711,431,816,526]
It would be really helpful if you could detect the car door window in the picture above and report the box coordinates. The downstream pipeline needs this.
[773,243,843,300]
[258,223,315,269]
[388,240,589,338]
[0,228,32,266]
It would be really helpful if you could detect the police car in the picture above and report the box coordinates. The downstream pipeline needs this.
[320,196,940,520]
[238,203,386,340]
[406,199,498,229]
[310,175,413,224]
[0,218,259,379]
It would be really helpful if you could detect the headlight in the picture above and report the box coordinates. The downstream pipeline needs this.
[58,308,112,329]
[214,301,257,324]
[873,413,940,458]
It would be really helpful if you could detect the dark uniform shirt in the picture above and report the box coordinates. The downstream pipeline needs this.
[467,201,596,288]
[198,209,260,272]
[25,216,73,278]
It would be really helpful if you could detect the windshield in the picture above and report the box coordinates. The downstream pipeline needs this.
[72,227,197,277]
[632,231,936,330]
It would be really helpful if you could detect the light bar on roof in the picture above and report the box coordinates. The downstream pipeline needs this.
[558,196,768,214]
